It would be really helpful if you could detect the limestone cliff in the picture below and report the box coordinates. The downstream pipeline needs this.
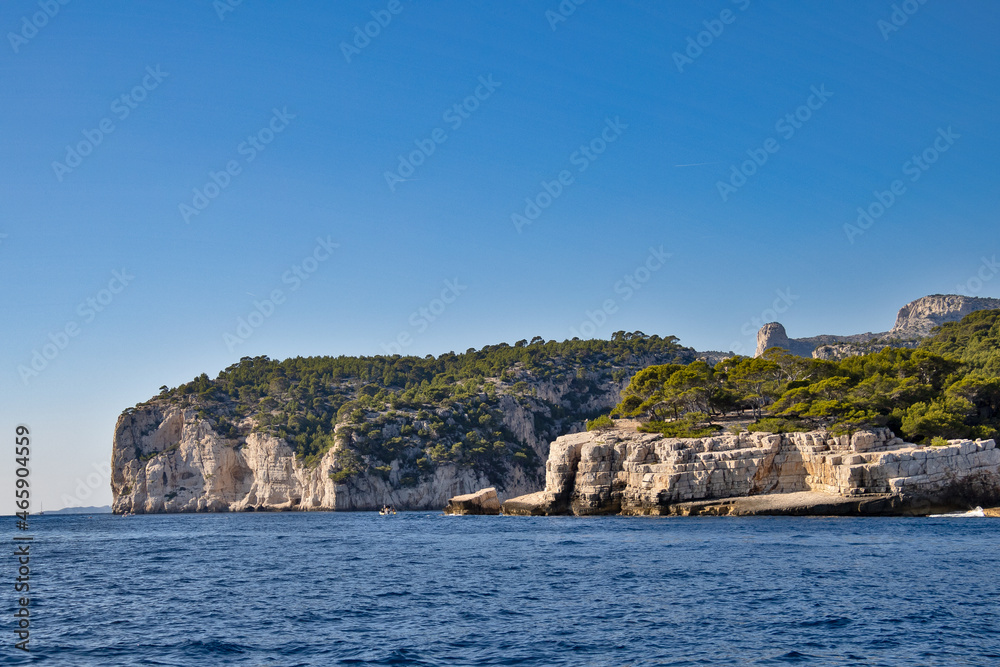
[755,294,1000,359]
[503,426,1000,516]
[112,406,504,513]
[111,338,693,513]
[754,323,817,358]
[890,294,1000,338]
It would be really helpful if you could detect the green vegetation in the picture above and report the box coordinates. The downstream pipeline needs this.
[640,412,719,438]
[746,417,810,434]
[586,414,614,431]
[145,332,692,487]
[605,310,1000,444]
[328,449,362,483]
[140,310,1000,492]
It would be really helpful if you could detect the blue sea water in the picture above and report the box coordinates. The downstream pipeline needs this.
[8,513,1000,666]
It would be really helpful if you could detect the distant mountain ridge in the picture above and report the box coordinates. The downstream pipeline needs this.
[756,294,1000,359]
[48,505,111,514]
[890,294,1000,337]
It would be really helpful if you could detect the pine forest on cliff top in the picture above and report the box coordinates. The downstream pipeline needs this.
[137,310,1000,488]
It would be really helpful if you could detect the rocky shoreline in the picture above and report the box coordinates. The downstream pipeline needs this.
[116,402,1000,518]
[111,406,505,513]
[499,425,1000,517]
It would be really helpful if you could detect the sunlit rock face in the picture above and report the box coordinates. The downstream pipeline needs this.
[111,407,509,514]
[890,295,1000,338]
[502,426,1000,516]
[754,294,1000,359]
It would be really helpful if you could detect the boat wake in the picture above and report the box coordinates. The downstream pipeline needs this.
[929,506,986,518]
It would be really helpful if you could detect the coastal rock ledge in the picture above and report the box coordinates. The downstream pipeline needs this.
[443,488,501,515]
[501,426,1000,517]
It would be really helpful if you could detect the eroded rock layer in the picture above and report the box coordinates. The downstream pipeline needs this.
[444,487,501,515]
[112,407,503,513]
[502,427,1000,516]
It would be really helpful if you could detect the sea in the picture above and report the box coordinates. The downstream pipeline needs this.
[8,512,1000,666]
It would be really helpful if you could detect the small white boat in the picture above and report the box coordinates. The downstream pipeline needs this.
[929,506,985,518]
[379,505,396,516]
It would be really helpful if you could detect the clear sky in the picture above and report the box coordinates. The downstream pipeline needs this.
[2,1,998,513]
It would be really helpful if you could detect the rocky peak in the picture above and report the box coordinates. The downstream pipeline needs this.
[890,294,1000,338]
[754,293,1000,359]
[755,322,815,358]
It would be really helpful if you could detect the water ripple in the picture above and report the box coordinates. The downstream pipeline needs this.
[18,513,1000,666]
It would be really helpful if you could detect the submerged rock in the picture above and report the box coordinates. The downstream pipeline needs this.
[444,487,501,515]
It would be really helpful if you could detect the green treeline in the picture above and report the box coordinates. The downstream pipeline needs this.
[141,310,1000,488]
[606,310,1000,443]
[144,332,691,483]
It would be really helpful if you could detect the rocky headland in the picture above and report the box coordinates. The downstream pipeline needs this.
[111,336,693,513]
[112,404,529,513]
[110,303,1000,516]
[502,425,1000,516]
[755,294,1000,359]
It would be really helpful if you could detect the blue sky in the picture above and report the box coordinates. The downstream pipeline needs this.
[2,0,998,512]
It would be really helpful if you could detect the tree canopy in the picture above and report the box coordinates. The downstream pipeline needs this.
[609,310,1000,443]
[143,332,693,484]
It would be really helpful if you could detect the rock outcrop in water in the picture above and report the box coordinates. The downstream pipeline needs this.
[502,425,1000,516]
[443,487,501,515]
[755,294,1000,359]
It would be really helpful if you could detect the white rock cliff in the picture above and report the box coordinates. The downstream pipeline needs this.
[503,426,1000,516]
[112,406,515,513]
